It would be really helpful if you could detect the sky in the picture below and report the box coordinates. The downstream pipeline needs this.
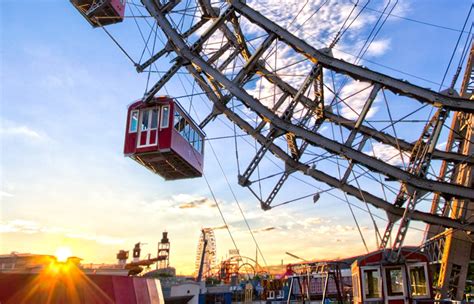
[0,0,472,275]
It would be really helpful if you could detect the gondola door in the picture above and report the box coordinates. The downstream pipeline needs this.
[382,265,408,304]
[137,107,159,148]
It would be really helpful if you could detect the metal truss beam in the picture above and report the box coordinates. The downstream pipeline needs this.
[257,64,474,165]
[189,66,474,232]
[140,1,474,233]
[230,0,474,113]
[144,0,474,201]
[433,43,474,300]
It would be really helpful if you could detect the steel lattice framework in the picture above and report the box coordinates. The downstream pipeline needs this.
[195,228,217,280]
[80,0,473,299]
[138,1,472,219]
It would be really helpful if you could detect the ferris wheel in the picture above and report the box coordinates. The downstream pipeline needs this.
[194,228,217,280]
[70,0,473,300]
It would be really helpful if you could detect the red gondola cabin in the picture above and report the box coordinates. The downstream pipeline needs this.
[351,248,433,304]
[71,0,125,27]
[124,96,205,180]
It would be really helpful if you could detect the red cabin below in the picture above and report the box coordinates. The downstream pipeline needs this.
[124,97,205,180]
[71,0,125,27]
[351,248,433,304]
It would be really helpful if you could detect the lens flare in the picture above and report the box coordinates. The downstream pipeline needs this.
[55,247,72,263]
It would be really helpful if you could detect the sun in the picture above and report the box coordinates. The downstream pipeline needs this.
[55,246,72,263]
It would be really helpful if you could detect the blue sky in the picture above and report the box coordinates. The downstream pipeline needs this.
[0,0,472,273]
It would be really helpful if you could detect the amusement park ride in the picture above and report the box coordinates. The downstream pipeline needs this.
[71,0,473,301]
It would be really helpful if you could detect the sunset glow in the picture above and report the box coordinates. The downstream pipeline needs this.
[55,247,72,263]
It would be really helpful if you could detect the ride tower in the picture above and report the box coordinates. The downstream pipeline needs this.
[157,231,170,270]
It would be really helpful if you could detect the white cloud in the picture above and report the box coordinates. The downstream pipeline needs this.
[365,39,391,57]
[301,216,331,228]
[339,80,379,120]
[369,142,410,166]
[391,1,411,18]
[65,232,124,245]
[0,219,124,245]
[0,125,43,140]
[252,226,277,233]
[436,141,447,150]
[232,0,399,123]
[170,193,218,209]
[0,191,14,198]
[0,220,40,234]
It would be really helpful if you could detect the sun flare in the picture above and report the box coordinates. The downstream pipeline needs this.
[55,246,72,262]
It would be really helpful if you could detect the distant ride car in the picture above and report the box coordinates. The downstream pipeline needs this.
[70,0,126,28]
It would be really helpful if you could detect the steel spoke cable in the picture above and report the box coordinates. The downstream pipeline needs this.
[381,90,409,169]
[439,4,473,91]
[207,140,268,266]
[321,0,396,140]
[260,0,327,67]
[205,132,251,141]
[138,20,157,65]
[328,93,371,250]
[367,142,390,202]
[129,3,171,96]
[321,78,430,161]
[351,170,383,245]
[230,90,242,176]
[129,2,166,44]
[360,3,472,34]
[451,23,474,89]
[175,73,280,263]
[173,72,243,253]
[145,21,159,93]
[329,0,365,49]
[179,73,269,266]
[354,0,398,66]
[344,193,370,253]
[269,187,335,209]
[101,26,137,65]
[293,0,330,32]
[202,172,241,253]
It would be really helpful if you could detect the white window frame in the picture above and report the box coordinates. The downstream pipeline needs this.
[150,107,159,131]
[173,110,182,131]
[137,107,159,148]
[267,290,275,300]
[160,105,170,129]
[407,262,430,299]
[382,265,408,304]
[129,110,139,133]
[360,266,383,302]
[276,290,284,299]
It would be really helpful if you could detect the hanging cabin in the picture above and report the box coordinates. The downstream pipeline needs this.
[351,248,433,304]
[124,96,205,180]
[70,0,126,27]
